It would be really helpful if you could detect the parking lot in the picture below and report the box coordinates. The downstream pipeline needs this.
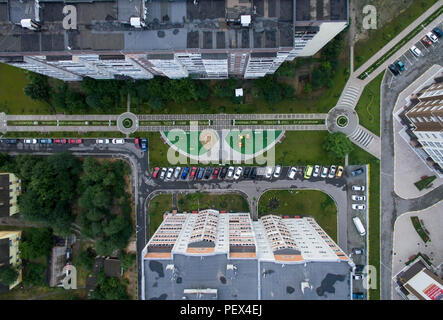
[385,22,443,88]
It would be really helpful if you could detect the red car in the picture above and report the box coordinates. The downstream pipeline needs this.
[212,167,220,179]
[54,139,61,144]
[68,139,76,144]
[190,167,198,179]
[135,138,140,149]
[421,36,432,48]
[61,139,67,144]
[152,167,160,179]
[76,139,82,144]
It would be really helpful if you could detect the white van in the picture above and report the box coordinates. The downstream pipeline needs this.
[352,217,366,236]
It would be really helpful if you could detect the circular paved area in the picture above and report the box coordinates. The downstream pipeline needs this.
[326,107,359,136]
[117,112,138,134]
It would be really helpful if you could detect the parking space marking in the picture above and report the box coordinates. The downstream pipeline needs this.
[417,40,430,53]
[402,53,413,66]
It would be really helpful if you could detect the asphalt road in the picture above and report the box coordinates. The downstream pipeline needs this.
[380,26,443,300]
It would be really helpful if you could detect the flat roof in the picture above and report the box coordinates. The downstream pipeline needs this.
[0,174,10,218]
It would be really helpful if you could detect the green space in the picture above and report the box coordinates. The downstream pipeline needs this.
[148,194,172,237]
[164,131,212,156]
[336,115,348,128]
[354,0,439,71]
[355,72,384,135]
[414,175,436,190]
[258,190,337,242]
[410,216,430,242]
[233,119,325,125]
[122,118,133,129]
[348,146,380,300]
[226,130,283,155]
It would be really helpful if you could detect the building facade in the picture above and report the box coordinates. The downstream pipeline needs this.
[0,0,348,81]
[142,209,354,300]
[0,231,22,293]
[0,173,21,218]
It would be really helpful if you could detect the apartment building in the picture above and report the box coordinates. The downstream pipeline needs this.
[0,173,21,218]
[142,209,354,300]
[405,81,443,174]
[0,230,22,293]
[0,0,348,81]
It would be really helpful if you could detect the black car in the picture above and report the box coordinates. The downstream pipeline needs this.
[351,167,364,176]
[204,167,213,179]
[197,167,205,179]
[219,167,228,179]
[3,139,18,144]
[250,167,257,179]
[355,265,365,273]
[243,167,251,178]
[388,64,399,76]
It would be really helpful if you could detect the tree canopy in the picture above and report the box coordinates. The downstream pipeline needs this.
[89,271,129,300]
[323,132,354,158]
[19,228,53,260]
[0,265,19,286]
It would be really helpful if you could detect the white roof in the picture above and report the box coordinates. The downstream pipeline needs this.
[406,269,443,300]
[235,88,244,97]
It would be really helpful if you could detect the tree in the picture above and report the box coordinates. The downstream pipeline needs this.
[0,265,19,286]
[19,228,53,260]
[90,271,128,300]
[75,248,96,270]
[119,252,136,272]
[323,132,354,158]
[23,263,46,286]
[23,73,51,102]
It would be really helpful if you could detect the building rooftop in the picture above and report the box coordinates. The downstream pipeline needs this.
[0,0,347,55]
[104,258,122,278]
[0,174,10,217]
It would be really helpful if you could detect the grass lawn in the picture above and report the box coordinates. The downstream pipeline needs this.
[0,64,52,114]
[258,190,337,242]
[177,192,249,213]
[348,146,380,300]
[354,0,438,70]
[355,72,384,136]
[0,286,86,300]
[148,194,172,237]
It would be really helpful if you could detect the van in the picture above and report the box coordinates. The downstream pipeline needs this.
[304,165,313,179]
[352,217,366,236]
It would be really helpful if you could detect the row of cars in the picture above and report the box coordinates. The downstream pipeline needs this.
[2,138,84,144]
[388,27,442,76]
[303,164,344,179]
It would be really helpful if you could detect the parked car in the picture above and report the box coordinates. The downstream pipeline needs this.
[351,167,364,176]
[234,167,243,180]
[112,138,125,144]
[220,167,228,179]
[355,265,365,273]
[166,167,174,180]
[140,138,147,152]
[66,248,72,261]
[250,167,257,180]
[352,185,365,191]
[320,166,328,178]
[24,139,37,144]
[353,292,365,300]
[197,167,205,180]
[3,139,18,144]
[304,165,313,179]
[243,167,251,178]
[410,45,421,57]
[204,167,213,179]
[76,139,82,144]
[328,165,337,178]
[353,217,366,236]
[152,167,160,179]
[181,167,190,180]
[395,60,405,72]
[288,167,297,179]
[426,31,438,43]
[273,165,282,178]
[40,139,52,144]
[352,195,366,201]
[352,248,365,255]
[265,166,274,179]
[227,166,235,179]
[96,138,109,144]
[190,167,198,179]
[159,167,167,179]
[212,167,220,179]
[312,165,320,178]
[336,165,344,178]
[174,167,181,179]
[134,138,140,148]
[55,139,67,144]
[353,274,364,280]
[432,27,443,38]
[352,204,366,210]
[421,36,432,48]
[68,139,77,144]
[388,64,399,76]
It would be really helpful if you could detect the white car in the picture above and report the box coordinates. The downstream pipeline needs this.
[410,45,421,57]
[328,165,337,178]
[166,167,174,180]
[96,139,110,144]
[427,31,438,43]
[352,195,366,201]
[352,204,366,210]
[112,138,125,144]
[288,167,297,179]
[24,139,37,144]
[313,165,320,178]
[159,167,167,179]
[173,167,181,179]
[353,274,364,280]
[227,166,235,179]
[352,185,365,192]
[320,166,328,178]
[273,165,282,178]
[265,166,274,179]
[234,167,243,180]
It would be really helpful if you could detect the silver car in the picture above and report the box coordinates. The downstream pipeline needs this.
[265,166,274,179]
[159,167,167,179]
[313,165,320,177]
[234,167,243,180]
[24,138,37,144]
[328,165,337,178]
[173,167,181,179]
[166,167,174,180]
[287,167,297,179]
[320,166,328,178]
[227,166,235,179]
[273,165,282,178]
[352,204,366,210]
[352,195,366,201]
